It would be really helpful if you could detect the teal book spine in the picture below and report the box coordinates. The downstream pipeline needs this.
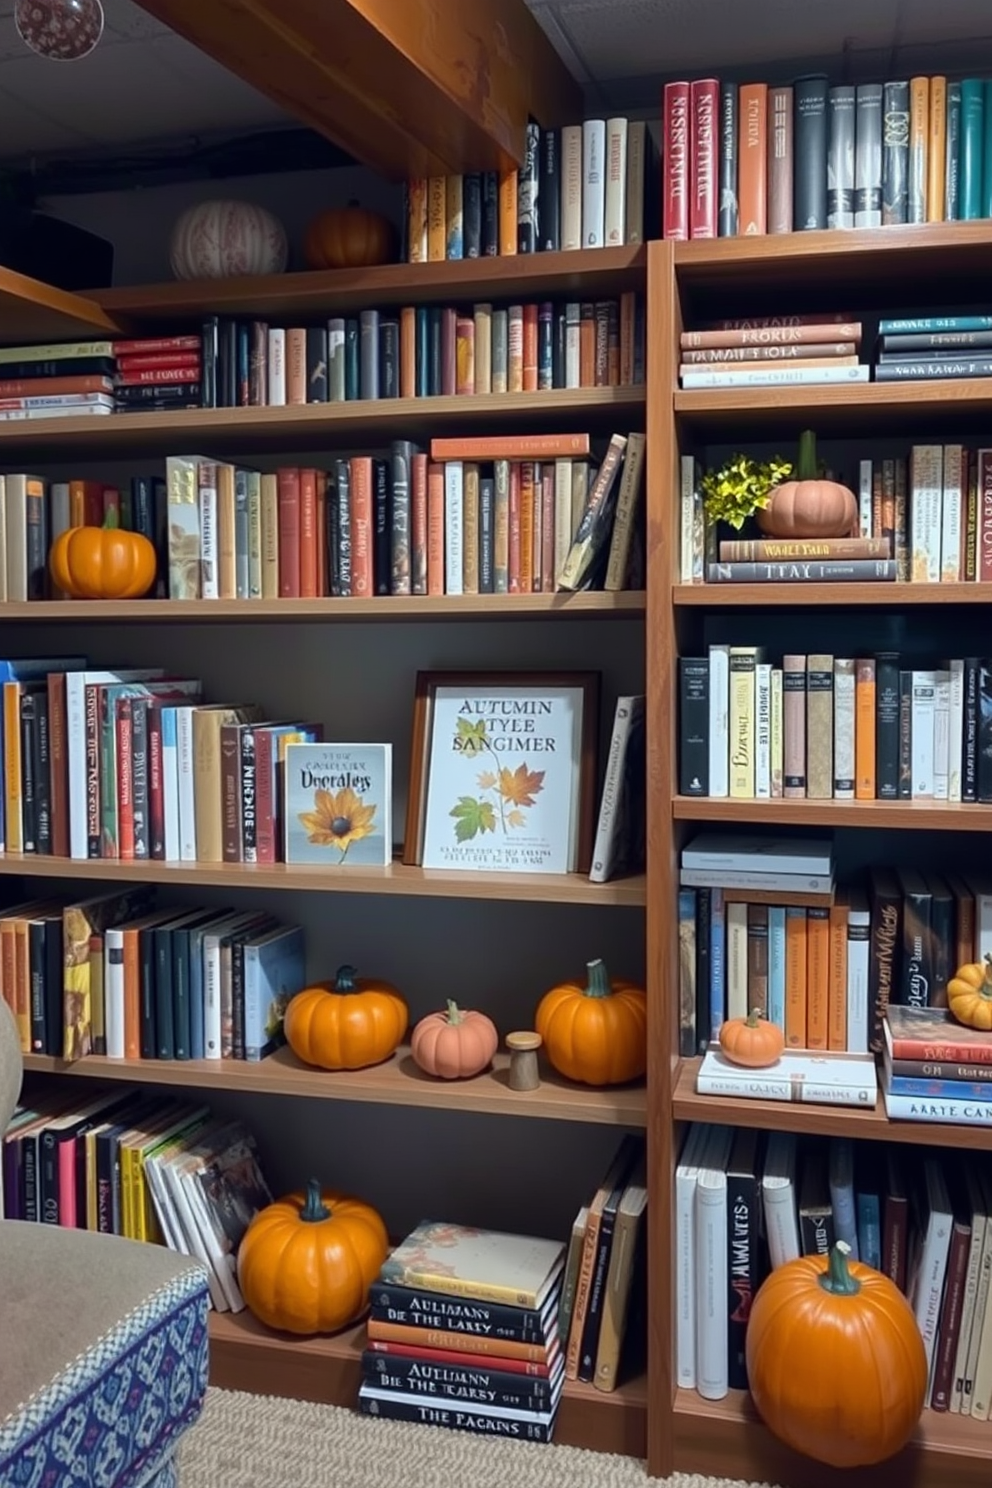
[983,80,992,215]
[959,79,985,219]
[945,81,961,219]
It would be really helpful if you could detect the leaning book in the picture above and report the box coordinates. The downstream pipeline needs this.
[696,1047,877,1107]
[283,742,392,866]
[381,1221,566,1309]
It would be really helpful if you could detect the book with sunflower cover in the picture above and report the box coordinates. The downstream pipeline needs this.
[283,742,392,865]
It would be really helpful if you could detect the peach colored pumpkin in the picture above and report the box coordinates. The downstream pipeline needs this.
[410,1000,499,1079]
[756,429,858,538]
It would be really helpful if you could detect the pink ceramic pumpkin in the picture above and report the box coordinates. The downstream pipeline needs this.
[169,200,288,281]
[410,1001,499,1080]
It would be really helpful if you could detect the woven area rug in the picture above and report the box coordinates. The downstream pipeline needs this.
[178,1388,779,1488]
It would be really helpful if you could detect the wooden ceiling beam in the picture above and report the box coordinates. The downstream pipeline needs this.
[132,0,583,180]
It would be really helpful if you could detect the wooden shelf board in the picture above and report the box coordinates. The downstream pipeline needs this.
[0,852,645,906]
[0,592,645,625]
[23,1044,646,1127]
[674,581,992,607]
[91,247,646,323]
[675,379,992,433]
[0,266,126,344]
[673,797,992,831]
[673,1059,992,1149]
[0,387,644,455]
[673,1387,992,1488]
[208,1309,647,1457]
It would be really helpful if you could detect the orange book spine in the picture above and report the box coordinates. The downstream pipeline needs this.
[498,169,518,255]
[3,685,22,854]
[349,457,373,598]
[123,927,142,1060]
[427,177,446,261]
[827,901,849,1051]
[784,907,807,1048]
[367,1320,551,1364]
[805,905,830,1050]
[426,462,445,596]
[579,305,595,386]
[430,433,590,461]
[738,83,768,234]
[508,462,523,594]
[399,307,416,398]
[909,77,929,223]
[299,467,318,598]
[541,467,555,594]
[519,462,535,594]
[455,317,475,396]
[855,658,876,800]
[927,76,946,223]
[407,180,428,262]
[522,303,538,393]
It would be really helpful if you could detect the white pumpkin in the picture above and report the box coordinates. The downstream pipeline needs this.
[169,200,288,281]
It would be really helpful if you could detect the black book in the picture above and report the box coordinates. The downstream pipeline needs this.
[19,691,38,853]
[552,306,567,389]
[427,306,442,396]
[368,1284,556,1344]
[200,316,218,407]
[482,171,500,255]
[361,1350,560,1408]
[335,457,352,596]
[372,457,391,596]
[868,866,902,1053]
[798,1145,835,1257]
[357,1390,555,1442]
[897,867,932,1008]
[964,656,980,801]
[306,326,328,403]
[221,318,238,406]
[139,918,160,1059]
[577,1134,642,1383]
[874,651,900,800]
[718,83,739,236]
[479,476,495,594]
[326,465,340,596]
[881,80,910,225]
[727,1126,761,1390]
[898,669,913,798]
[39,1091,130,1226]
[518,120,540,254]
[228,916,276,1061]
[28,916,46,1053]
[978,660,992,802]
[235,322,249,405]
[379,319,399,399]
[793,75,829,229]
[678,657,709,796]
[154,918,179,1059]
[695,886,711,1054]
[43,911,63,1058]
[241,727,258,863]
[538,128,560,250]
[927,874,954,1007]
[463,173,482,257]
[390,440,414,597]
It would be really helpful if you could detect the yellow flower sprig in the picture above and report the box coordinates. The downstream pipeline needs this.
[701,453,793,531]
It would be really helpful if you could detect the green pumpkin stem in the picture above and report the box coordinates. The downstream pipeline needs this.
[103,507,120,531]
[584,959,611,999]
[335,964,358,993]
[446,999,463,1024]
[796,428,818,482]
[745,1009,762,1028]
[300,1178,330,1223]
[818,1240,860,1297]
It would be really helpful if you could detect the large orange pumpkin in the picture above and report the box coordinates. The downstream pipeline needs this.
[238,1178,388,1335]
[756,429,858,538]
[304,201,395,270]
[49,513,157,600]
[746,1241,928,1467]
[534,959,646,1086]
[284,964,408,1070]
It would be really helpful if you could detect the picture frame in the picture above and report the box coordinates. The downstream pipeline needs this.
[403,671,600,875]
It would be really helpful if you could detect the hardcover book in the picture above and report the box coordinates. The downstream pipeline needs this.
[283,742,392,866]
[381,1221,566,1310]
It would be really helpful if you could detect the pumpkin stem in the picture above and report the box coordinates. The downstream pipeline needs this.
[103,506,120,531]
[985,953,992,989]
[334,964,358,993]
[446,999,463,1024]
[300,1178,330,1223]
[795,429,818,482]
[584,959,611,999]
[818,1240,861,1297]
[745,1009,762,1028]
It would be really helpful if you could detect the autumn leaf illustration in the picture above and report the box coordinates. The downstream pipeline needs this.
[455,717,488,756]
[477,769,497,790]
[450,795,497,842]
[499,763,546,808]
[507,809,526,828]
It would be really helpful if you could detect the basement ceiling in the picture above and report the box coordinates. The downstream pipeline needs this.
[0,0,988,164]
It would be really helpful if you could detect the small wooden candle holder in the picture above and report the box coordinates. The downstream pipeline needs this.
[506,1030,542,1092]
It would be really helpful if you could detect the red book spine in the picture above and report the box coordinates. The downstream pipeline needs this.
[148,704,165,861]
[117,698,134,861]
[350,457,374,597]
[365,1339,554,1377]
[116,353,201,373]
[663,80,691,239]
[882,1184,908,1293]
[508,461,522,593]
[427,462,445,596]
[277,468,301,597]
[0,375,113,398]
[690,78,720,238]
[113,335,201,356]
[411,452,428,596]
[116,366,200,386]
[299,467,318,598]
[254,728,276,865]
[978,450,992,581]
[316,476,327,597]
[541,466,555,593]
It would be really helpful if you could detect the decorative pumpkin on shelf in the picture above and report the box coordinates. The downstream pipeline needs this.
[49,512,156,600]
[303,201,395,270]
[169,199,288,280]
[746,1241,928,1468]
[947,953,992,1029]
[237,1178,388,1336]
[284,964,408,1070]
[410,1001,499,1080]
[718,1010,784,1067]
[756,428,859,538]
[534,959,646,1086]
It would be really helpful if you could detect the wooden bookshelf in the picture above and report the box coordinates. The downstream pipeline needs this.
[0,265,126,344]
[672,797,992,832]
[676,379,992,435]
[675,581,992,607]
[207,1310,648,1458]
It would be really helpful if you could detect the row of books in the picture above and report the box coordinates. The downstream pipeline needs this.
[0,335,203,422]
[1,888,305,1063]
[401,118,656,263]
[679,648,992,803]
[872,317,992,383]
[882,1004,992,1125]
[1,1086,273,1312]
[662,75,992,241]
[677,315,868,391]
[677,1125,992,1419]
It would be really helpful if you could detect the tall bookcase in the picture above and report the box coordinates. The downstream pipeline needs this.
[652,224,992,1488]
[4,247,650,1461]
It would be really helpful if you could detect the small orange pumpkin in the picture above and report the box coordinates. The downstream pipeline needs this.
[534,959,646,1086]
[304,200,396,270]
[237,1178,388,1335]
[746,1241,928,1467]
[718,1010,784,1067]
[756,429,858,538]
[947,952,992,1030]
[284,964,408,1071]
[49,511,156,600]
[410,1000,499,1080]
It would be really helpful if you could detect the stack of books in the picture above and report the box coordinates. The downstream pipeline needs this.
[113,336,202,413]
[0,339,118,421]
[873,315,992,383]
[883,1006,992,1125]
[360,1220,566,1440]
[678,315,867,390]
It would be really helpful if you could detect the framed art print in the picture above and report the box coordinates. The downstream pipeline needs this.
[404,671,599,875]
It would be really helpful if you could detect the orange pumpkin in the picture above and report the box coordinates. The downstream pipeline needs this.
[49,512,157,600]
[756,429,858,538]
[237,1178,388,1335]
[947,953,992,1030]
[304,201,395,270]
[410,1000,499,1080]
[284,964,408,1071]
[534,959,646,1086]
[718,1010,784,1067]
[746,1241,928,1468]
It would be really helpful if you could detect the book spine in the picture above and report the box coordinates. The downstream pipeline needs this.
[726,1161,758,1390]
[827,85,856,228]
[794,75,829,229]
[908,76,929,223]
[855,83,884,226]
[767,84,793,234]
[663,83,691,239]
[882,81,911,223]
[357,1392,553,1442]
[737,83,768,234]
[718,83,739,236]
[690,81,719,238]
[805,653,834,799]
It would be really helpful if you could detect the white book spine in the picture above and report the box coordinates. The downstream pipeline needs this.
[952,1180,988,1412]
[941,443,964,582]
[695,1170,729,1400]
[676,1155,701,1388]
[443,460,464,596]
[726,902,748,1020]
[203,935,224,1059]
[948,658,964,802]
[161,1159,229,1311]
[553,459,573,587]
[846,903,871,1055]
[65,674,89,860]
[177,706,197,861]
[833,658,856,799]
[267,328,286,405]
[560,126,583,250]
[104,927,125,1060]
[910,443,943,583]
[755,663,772,798]
[564,303,581,388]
[603,117,628,246]
[581,119,607,248]
[681,364,870,389]
[588,698,637,883]
[680,455,697,582]
[162,717,180,863]
[932,668,951,800]
[708,645,730,798]
[770,667,783,797]
[912,1179,953,1382]
[199,464,219,601]
[964,1200,992,1412]
[911,669,936,799]
[762,1184,800,1269]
